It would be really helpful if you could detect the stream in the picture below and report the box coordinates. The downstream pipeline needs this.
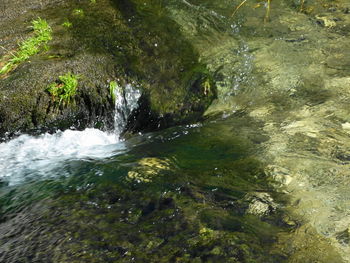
[1,0,350,262]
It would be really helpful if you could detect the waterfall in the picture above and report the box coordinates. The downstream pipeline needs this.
[0,83,141,185]
[113,83,141,135]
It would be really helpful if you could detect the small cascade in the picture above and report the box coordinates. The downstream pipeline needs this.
[113,83,141,136]
[0,83,141,185]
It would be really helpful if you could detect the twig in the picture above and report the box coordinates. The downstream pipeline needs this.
[264,0,271,23]
[231,0,248,17]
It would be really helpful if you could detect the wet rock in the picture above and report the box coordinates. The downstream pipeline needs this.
[0,54,116,137]
[336,227,350,245]
[245,192,277,217]
[265,165,293,186]
[0,0,217,138]
[127,157,172,183]
[315,14,337,28]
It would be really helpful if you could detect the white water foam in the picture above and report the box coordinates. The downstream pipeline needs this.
[0,83,141,185]
[0,128,124,185]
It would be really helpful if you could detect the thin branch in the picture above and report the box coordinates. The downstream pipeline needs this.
[264,0,271,23]
[231,0,248,17]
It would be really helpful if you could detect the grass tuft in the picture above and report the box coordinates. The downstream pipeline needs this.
[47,73,79,106]
[0,18,52,75]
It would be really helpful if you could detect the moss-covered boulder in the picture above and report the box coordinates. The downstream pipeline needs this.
[0,0,216,139]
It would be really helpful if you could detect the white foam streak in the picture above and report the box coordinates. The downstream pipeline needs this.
[0,128,124,185]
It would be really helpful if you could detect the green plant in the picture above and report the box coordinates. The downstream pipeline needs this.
[62,20,73,28]
[109,81,119,103]
[0,18,52,75]
[72,9,84,17]
[47,73,79,105]
[90,0,96,3]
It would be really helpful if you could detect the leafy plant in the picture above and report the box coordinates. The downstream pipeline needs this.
[0,18,52,75]
[47,73,79,105]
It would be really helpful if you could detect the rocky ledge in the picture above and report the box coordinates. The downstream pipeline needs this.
[0,0,217,140]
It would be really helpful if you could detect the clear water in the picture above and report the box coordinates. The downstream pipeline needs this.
[1,0,350,262]
[0,115,289,262]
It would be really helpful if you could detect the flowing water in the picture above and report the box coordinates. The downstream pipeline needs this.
[0,114,290,262]
[1,0,350,262]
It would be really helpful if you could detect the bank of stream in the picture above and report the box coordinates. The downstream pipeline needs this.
[1,0,350,262]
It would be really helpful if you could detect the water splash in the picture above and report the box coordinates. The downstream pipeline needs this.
[0,129,124,185]
[0,83,141,185]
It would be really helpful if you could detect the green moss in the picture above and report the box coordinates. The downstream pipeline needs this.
[109,81,118,103]
[40,0,216,134]
[0,18,52,75]
[47,73,79,105]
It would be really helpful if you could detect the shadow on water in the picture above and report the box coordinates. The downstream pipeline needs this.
[0,114,292,262]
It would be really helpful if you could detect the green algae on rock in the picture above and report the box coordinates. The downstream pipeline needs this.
[0,18,52,76]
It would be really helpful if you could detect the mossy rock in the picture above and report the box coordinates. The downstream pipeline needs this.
[0,0,216,138]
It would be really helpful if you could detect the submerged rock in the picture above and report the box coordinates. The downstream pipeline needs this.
[127,157,172,183]
[245,192,277,217]
[336,228,350,245]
